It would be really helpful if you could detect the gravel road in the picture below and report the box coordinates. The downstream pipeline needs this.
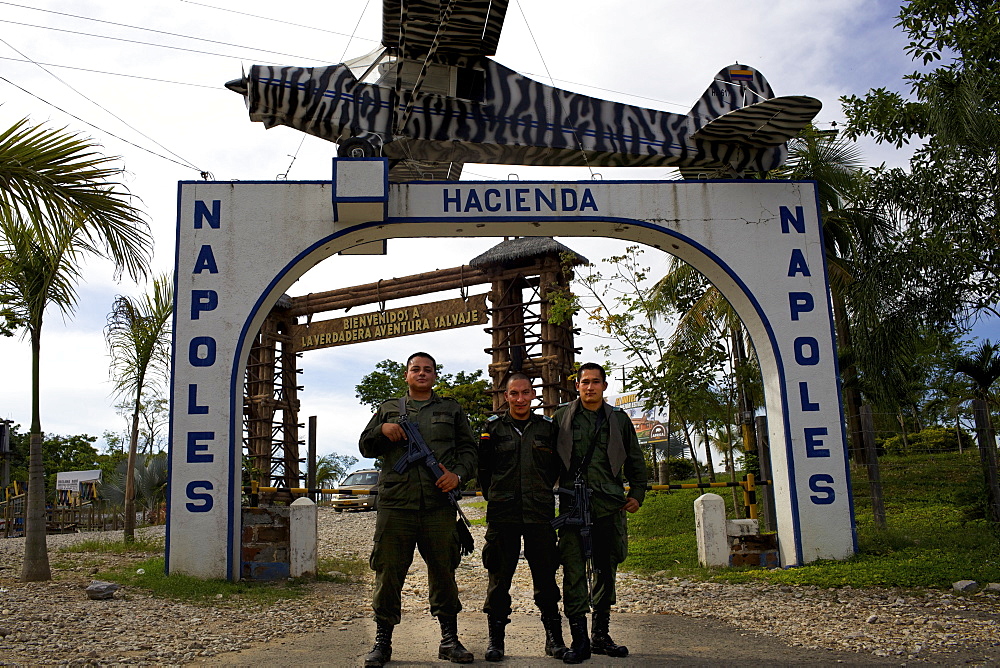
[0,502,998,666]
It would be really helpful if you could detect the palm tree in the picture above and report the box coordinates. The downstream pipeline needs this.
[0,118,147,278]
[656,126,887,462]
[953,341,1000,522]
[99,453,169,525]
[105,275,173,542]
[0,119,150,582]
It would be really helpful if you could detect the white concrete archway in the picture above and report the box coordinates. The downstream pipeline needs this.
[168,159,855,580]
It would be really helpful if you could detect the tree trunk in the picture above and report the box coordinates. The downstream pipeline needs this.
[912,403,923,432]
[22,331,50,582]
[679,417,702,484]
[724,422,739,512]
[897,410,910,451]
[972,399,1000,523]
[860,405,887,529]
[832,291,865,464]
[731,326,757,454]
[702,419,716,483]
[124,395,141,543]
[955,407,964,454]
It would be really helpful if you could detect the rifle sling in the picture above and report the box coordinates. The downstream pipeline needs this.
[570,407,605,483]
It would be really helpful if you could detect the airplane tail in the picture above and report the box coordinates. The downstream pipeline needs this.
[688,64,776,129]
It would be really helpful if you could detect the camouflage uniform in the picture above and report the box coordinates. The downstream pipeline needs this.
[359,392,477,626]
[478,412,561,619]
[554,400,647,618]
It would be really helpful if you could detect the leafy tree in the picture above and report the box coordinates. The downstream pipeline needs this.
[548,247,672,407]
[103,392,169,456]
[841,1,1000,336]
[105,274,172,542]
[435,369,492,435]
[0,119,150,582]
[355,359,408,409]
[355,360,493,448]
[953,340,1000,522]
[316,453,359,487]
[5,425,101,496]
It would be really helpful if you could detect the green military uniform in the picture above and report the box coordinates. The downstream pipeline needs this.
[360,392,477,626]
[478,412,561,619]
[554,399,646,618]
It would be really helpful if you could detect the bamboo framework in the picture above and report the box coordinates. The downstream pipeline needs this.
[243,300,302,488]
[243,238,586,487]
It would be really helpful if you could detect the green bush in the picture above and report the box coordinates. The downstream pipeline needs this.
[659,457,697,481]
[882,426,974,456]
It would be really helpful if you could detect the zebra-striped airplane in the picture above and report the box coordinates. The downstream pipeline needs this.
[226,1,821,181]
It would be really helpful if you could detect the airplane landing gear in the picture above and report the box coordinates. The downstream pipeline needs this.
[339,137,380,158]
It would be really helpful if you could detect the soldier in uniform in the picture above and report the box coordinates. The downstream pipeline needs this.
[359,352,478,666]
[554,362,646,664]
[478,373,568,661]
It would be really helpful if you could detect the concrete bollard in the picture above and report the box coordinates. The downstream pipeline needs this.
[694,493,729,568]
[289,497,318,578]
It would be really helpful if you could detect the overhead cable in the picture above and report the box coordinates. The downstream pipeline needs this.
[0,3,333,63]
[0,75,203,173]
[0,56,218,89]
[0,19,322,65]
[178,0,379,43]
[0,36,203,173]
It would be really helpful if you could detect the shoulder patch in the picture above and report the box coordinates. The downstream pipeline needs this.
[541,415,554,423]
[612,406,624,412]
[487,414,500,422]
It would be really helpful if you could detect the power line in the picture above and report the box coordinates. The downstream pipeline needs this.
[0,75,203,173]
[0,36,203,173]
[0,4,699,114]
[0,56,219,89]
[0,3,336,63]
[338,0,374,64]
[0,19,321,65]
[178,0,380,43]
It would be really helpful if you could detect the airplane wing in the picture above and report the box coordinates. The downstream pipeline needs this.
[380,1,509,181]
[381,0,508,64]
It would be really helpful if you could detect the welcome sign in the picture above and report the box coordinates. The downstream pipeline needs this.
[169,158,853,579]
[290,294,488,352]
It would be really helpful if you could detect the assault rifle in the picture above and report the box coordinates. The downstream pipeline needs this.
[392,408,474,555]
[552,476,598,604]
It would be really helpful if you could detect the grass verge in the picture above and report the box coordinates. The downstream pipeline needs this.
[624,451,1000,589]
[63,537,367,604]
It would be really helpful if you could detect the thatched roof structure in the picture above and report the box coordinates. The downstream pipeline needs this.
[469,237,588,271]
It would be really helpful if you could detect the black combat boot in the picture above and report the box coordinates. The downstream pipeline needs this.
[364,621,393,667]
[590,609,628,657]
[541,614,569,660]
[484,616,509,661]
[437,615,474,663]
[561,615,591,664]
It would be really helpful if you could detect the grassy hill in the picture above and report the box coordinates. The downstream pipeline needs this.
[624,450,1000,588]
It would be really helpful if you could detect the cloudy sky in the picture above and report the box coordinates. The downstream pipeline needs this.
[0,1,978,468]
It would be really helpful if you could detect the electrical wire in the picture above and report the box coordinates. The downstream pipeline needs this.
[0,3,333,63]
[0,19,320,65]
[178,0,379,43]
[0,75,202,173]
[512,0,594,178]
[0,36,203,172]
[4,3,699,112]
[0,56,218,89]
[338,0,373,64]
